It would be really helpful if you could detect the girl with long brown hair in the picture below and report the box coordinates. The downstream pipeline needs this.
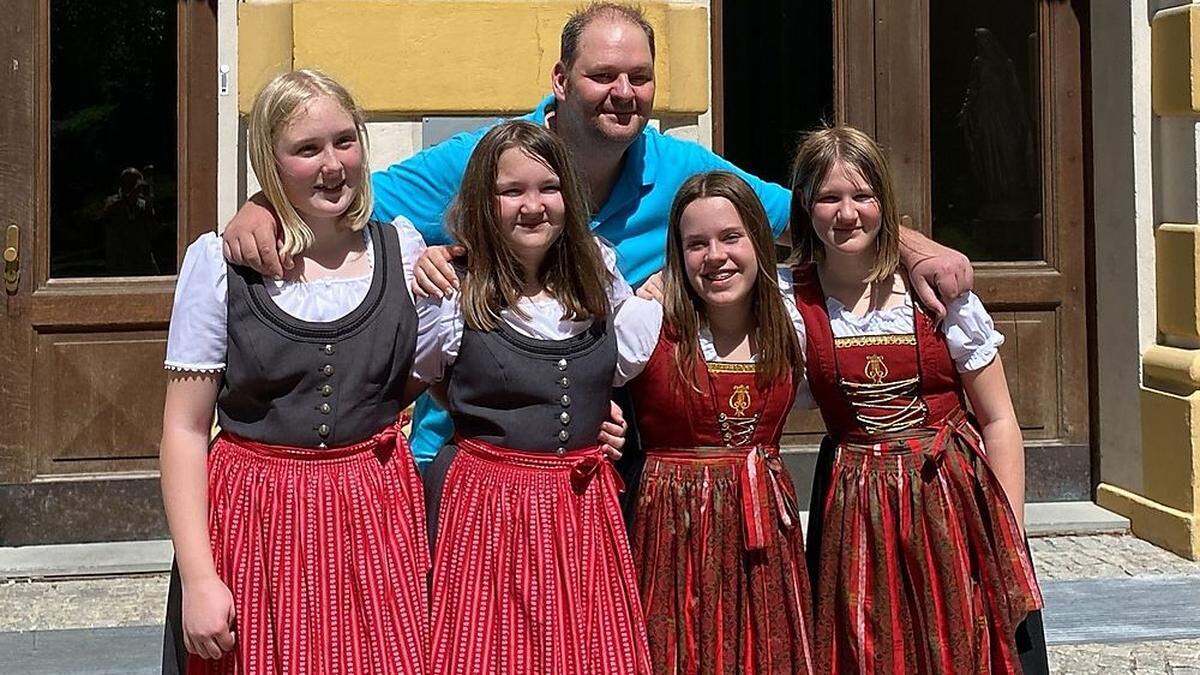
[613,170,814,674]
[788,125,1045,673]
[406,120,650,673]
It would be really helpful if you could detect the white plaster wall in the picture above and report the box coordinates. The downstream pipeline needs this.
[1091,2,1157,492]
[217,0,240,231]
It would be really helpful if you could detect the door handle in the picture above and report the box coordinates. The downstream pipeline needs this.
[4,224,18,294]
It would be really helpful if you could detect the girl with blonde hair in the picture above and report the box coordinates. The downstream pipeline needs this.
[160,69,429,674]
[789,126,1045,673]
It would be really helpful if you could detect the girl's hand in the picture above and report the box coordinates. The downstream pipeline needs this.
[635,271,665,302]
[413,245,466,299]
[183,576,237,660]
[598,400,628,460]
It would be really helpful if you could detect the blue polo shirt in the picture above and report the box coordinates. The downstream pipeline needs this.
[372,95,791,465]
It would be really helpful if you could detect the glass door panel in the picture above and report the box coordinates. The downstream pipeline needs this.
[50,0,177,278]
[929,0,1042,262]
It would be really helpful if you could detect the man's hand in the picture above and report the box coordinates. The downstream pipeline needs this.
[221,193,291,279]
[413,245,466,299]
[636,271,665,302]
[182,576,237,660]
[598,400,628,460]
[899,229,973,318]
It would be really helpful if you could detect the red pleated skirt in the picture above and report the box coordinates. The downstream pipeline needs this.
[428,437,652,675]
[813,411,1043,674]
[188,424,429,675]
[632,446,815,675]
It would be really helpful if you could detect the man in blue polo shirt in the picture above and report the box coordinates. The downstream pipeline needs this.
[221,2,972,467]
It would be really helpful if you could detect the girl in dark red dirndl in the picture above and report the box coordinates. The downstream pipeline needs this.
[614,172,814,674]
[411,121,649,674]
[787,126,1045,673]
[159,71,429,674]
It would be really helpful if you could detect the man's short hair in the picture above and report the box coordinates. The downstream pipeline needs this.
[560,2,656,68]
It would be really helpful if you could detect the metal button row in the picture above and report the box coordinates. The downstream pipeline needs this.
[317,344,336,442]
[556,358,570,453]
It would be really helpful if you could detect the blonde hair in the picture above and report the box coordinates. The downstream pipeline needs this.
[788,125,901,283]
[450,121,611,331]
[246,69,373,258]
[663,171,802,390]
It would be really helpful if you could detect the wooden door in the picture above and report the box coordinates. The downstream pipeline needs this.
[824,0,1091,500]
[0,0,216,545]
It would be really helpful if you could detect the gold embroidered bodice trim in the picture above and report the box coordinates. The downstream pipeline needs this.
[718,410,759,446]
[706,361,757,373]
[833,334,917,349]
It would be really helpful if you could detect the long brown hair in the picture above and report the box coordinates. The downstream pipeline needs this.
[787,125,901,282]
[662,171,803,389]
[450,120,611,331]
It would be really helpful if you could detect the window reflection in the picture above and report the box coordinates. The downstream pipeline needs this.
[931,1,1042,261]
[50,1,177,278]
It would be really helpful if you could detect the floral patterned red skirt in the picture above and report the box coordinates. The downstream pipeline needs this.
[812,411,1043,674]
[632,445,815,674]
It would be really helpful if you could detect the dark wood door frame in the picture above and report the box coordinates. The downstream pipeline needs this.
[710,0,1093,501]
[0,0,216,545]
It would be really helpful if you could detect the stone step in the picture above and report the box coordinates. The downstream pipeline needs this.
[0,502,1130,580]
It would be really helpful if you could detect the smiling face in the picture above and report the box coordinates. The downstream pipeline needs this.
[553,17,655,148]
[807,158,883,260]
[679,196,759,310]
[495,146,567,269]
[273,95,363,225]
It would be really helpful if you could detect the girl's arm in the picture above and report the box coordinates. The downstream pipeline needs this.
[160,372,235,660]
[960,355,1026,532]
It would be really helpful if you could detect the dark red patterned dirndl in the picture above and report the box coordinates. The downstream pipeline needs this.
[791,264,1043,674]
[187,422,429,675]
[628,329,814,674]
[428,437,651,674]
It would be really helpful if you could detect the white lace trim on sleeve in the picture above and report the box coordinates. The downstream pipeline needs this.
[164,233,227,372]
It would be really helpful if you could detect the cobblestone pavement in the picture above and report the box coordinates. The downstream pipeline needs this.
[4,536,1200,673]
[0,574,167,632]
[1031,534,1200,581]
[1033,536,1200,674]
[1049,640,1200,674]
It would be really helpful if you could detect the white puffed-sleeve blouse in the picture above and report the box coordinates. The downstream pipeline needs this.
[613,268,1005,408]
[163,217,424,373]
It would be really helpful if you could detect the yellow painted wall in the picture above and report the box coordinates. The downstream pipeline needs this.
[239,0,710,115]
[1099,5,1200,560]
[1109,221,1200,559]
[1153,5,1200,116]
[1157,224,1200,345]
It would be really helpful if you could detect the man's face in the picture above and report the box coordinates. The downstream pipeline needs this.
[554,18,655,147]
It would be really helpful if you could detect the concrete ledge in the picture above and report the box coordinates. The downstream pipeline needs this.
[1099,482,1199,559]
[239,0,710,115]
[0,502,1125,579]
[1024,501,1129,538]
[0,540,172,580]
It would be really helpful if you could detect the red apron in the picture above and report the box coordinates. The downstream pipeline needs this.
[792,263,1042,675]
[628,327,815,674]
